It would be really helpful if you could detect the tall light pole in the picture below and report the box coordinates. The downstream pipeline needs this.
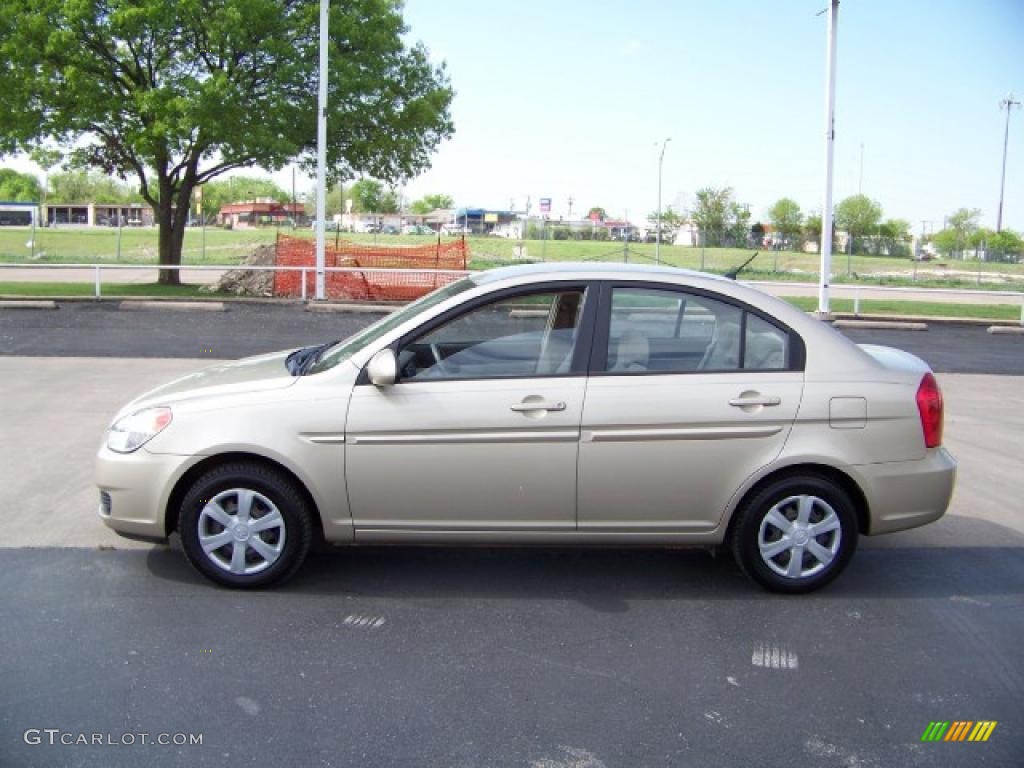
[313,0,329,300]
[997,92,1020,233]
[656,137,671,264]
[818,0,839,317]
[858,142,864,195]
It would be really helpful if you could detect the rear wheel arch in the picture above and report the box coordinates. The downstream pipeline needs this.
[165,452,324,543]
[724,463,870,541]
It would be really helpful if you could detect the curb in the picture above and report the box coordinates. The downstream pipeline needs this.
[305,302,399,314]
[833,319,928,331]
[0,299,57,310]
[119,300,227,312]
[987,326,1024,336]
[831,312,1020,327]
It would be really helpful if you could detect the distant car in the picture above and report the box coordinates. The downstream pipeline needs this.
[402,224,431,235]
[381,225,399,235]
[97,263,955,592]
[308,220,340,231]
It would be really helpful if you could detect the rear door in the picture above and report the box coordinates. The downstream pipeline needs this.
[577,283,805,533]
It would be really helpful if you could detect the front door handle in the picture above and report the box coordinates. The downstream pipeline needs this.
[510,400,566,412]
[729,395,781,407]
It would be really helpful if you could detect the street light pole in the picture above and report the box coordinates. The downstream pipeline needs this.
[818,0,839,317]
[314,0,329,300]
[996,92,1020,233]
[656,137,671,264]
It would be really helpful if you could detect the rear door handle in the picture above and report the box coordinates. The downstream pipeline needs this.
[729,395,781,407]
[510,401,566,412]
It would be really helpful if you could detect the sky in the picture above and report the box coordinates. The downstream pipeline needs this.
[5,0,1023,232]
[393,0,1024,231]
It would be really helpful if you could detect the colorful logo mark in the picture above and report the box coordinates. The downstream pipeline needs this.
[921,721,997,743]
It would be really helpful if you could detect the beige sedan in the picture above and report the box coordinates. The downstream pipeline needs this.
[96,263,955,592]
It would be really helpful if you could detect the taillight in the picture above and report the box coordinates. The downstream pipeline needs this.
[916,372,943,448]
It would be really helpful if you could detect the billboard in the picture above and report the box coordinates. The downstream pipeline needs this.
[539,198,551,213]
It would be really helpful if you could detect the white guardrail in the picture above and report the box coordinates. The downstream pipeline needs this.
[748,279,1024,323]
[0,262,470,302]
[1,262,1022,323]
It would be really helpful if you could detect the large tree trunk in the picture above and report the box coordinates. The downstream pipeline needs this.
[155,181,193,286]
[155,177,180,286]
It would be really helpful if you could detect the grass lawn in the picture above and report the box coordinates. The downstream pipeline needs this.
[1,280,1018,321]
[2,225,1022,292]
[783,296,1021,321]
[0,225,274,264]
[0,282,222,298]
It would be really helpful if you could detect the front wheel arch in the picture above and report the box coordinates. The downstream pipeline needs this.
[165,452,323,543]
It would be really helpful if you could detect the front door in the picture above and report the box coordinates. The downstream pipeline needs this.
[345,285,592,535]
[578,284,804,533]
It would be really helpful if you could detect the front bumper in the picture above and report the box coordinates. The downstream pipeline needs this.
[854,447,957,535]
[95,445,192,542]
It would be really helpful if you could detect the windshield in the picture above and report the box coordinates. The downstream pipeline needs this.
[306,277,476,374]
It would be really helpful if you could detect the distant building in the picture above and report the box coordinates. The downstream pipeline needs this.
[41,202,154,227]
[218,199,306,228]
[451,208,517,235]
[0,201,39,226]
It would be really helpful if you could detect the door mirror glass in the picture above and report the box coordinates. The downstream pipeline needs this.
[366,348,398,387]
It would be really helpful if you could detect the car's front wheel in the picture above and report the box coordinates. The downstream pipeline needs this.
[179,462,313,589]
[730,474,858,593]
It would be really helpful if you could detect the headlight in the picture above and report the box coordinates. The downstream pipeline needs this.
[107,407,173,453]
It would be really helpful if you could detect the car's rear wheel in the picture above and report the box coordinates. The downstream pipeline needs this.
[179,463,313,589]
[730,474,858,593]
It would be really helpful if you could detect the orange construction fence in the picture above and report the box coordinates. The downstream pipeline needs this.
[273,234,469,302]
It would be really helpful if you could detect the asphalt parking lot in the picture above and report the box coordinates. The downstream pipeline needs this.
[1,304,1022,767]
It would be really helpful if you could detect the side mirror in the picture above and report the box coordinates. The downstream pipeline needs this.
[366,348,398,387]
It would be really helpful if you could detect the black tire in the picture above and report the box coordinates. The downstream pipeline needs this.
[179,462,313,589]
[729,474,858,594]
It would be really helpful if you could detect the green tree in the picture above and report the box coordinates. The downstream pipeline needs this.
[690,187,735,246]
[349,179,399,214]
[201,176,291,221]
[929,229,957,258]
[47,170,140,204]
[988,229,1024,261]
[767,198,803,243]
[0,168,42,201]
[945,208,982,258]
[409,193,453,214]
[877,218,911,257]
[803,212,830,254]
[0,0,453,283]
[728,202,752,246]
[646,206,685,240]
[834,194,883,254]
[586,206,607,221]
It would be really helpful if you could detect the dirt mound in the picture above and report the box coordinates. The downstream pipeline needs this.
[202,244,276,296]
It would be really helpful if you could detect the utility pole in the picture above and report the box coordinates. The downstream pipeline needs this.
[996,92,1020,232]
[817,0,839,317]
[656,137,671,264]
[567,195,574,220]
[858,142,864,195]
[313,0,329,300]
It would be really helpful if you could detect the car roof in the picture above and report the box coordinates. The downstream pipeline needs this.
[470,261,727,285]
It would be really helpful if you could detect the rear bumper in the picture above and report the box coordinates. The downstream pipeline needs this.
[854,447,957,535]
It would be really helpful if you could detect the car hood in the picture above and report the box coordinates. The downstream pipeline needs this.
[121,349,299,413]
